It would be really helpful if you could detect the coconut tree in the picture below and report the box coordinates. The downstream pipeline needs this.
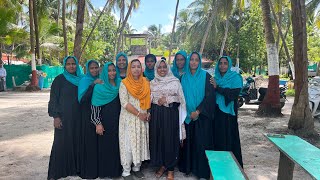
[168,0,180,63]
[62,0,68,56]
[73,0,85,60]
[257,0,281,116]
[288,0,314,135]
[29,0,38,86]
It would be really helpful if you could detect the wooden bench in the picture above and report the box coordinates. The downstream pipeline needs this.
[264,134,320,180]
[205,150,248,180]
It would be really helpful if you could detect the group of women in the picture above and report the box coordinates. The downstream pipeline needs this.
[47,51,243,180]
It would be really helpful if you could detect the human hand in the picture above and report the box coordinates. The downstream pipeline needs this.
[96,124,105,135]
[158,97,167,106]
[138,113,148,122]
[53,117,63,129]
[210,77,217,88]
[94,79,103,84]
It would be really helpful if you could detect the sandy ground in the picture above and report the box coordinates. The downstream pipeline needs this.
[0,91,319,180]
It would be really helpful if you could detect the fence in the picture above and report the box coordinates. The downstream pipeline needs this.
[3,64,64,89]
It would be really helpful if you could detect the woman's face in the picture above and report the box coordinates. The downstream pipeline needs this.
[117,56,127,69]
[145,58,156,70]
[108,64,116,80]
[89,62,99,77]
[65,58,76,74]
[219,58,229,74]
[175,54,185,69]
[157,61,168,77]
[131,61,142,78]
[189,53,200,71]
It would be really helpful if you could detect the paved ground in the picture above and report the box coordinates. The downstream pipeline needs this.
[0,91,319,180]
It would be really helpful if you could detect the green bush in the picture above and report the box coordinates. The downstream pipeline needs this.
[286,89,295,96]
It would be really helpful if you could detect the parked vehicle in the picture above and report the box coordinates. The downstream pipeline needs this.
[309,76,320,118]
[238,77,287,108]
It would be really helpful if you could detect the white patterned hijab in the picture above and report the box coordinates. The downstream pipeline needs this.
[151,60,180,90]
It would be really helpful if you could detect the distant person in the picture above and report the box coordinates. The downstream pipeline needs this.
[143,54,157,81]
[47,56,84,180]
[0,60,6,91]
[171,50,187,78]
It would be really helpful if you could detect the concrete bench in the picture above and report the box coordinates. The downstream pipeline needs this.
[265,134,320,180]
[205,150,248,180]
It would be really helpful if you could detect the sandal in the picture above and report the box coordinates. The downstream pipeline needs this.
[167,171,174,180]
[155,166,166,178]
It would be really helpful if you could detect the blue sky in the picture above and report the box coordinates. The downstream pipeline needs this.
[91,0,194,33]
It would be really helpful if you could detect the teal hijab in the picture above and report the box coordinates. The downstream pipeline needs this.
[214,56,243,116]
[171,50,188,78]
[91,62,121,106]
[115,52,128,79]
[181,52,207,124]
[78,60,99,102]
[62,56,84,86]
[144,54,157,81]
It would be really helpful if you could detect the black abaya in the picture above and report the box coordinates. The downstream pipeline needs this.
[179,73,216,179]
[79,84,98,179]
[214,87,243,167]
[149,102,180,171]
[47,74,81,180]
[91,96,122,178]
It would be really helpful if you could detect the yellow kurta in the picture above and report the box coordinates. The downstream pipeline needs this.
[119,82,150,166]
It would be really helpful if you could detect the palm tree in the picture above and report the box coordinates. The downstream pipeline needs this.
[62,0,68,56]
[288,0,314,135]
[187,0,215,54]
[73,0,85,60]
[176,9,193,44]
[147,24,162,48]
[219,0,234,56]
[33,0,40,62]
[29,0,38,86]
[257,0,281,116]
[115,0,140,53]
[168,0,180,63]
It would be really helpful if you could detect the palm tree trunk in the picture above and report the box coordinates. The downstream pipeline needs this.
[33,0,40,62]
[29,0,37,86]
[288,0,314,135]
[116,0,134,54]
[81,0,110,55]
[257,0,281,116]
[168,0,180,64]
[69,0,73,19]
[219,19,229,57]
[57,0,60,25]
[317,62,320,76]
[73,0,86,61]
[236,7,243,61]
[199,4,216,55]
[62,0,68,56]
[269,0,291,63]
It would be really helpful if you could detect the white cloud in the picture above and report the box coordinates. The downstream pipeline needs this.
[162,24,172,34]
[136,26,148,34]
[161,14,175,34]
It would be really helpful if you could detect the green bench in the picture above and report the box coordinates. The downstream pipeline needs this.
[205,150,248,180]
[265,134,320,180]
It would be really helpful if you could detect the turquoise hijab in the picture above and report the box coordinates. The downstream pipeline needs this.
[214,56,243,116]
[171,50,188,78]
[181,52,207,124]
[115,52,128,79]
[144,54,157,81]
[62,56,84,86]
[78,60,99,102]
[91,62,121,106]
